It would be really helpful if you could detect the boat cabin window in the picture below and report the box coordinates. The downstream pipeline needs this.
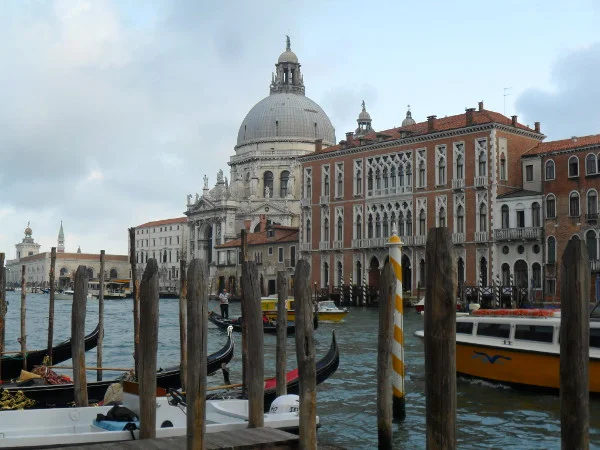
[456,322,474,335]
[591,327,600,348]
[289,300,295,310]
[476,322,510,339]
[514,325,554,343]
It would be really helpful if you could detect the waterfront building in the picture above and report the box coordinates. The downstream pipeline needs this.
[133,217,188,295]
[6,223,129,288]
[297,102,545,299]
[184,37,335,290]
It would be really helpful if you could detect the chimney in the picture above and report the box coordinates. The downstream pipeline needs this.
[465,108,476,126]
[427,115,437,132]
[345,132,354,146]
[340,140,347,149]
[511,115,517,127]
[259,214,267,232]
[314,139,322,152]
[534,122,540,133]
[478,101,484,111]
[244,219,251,231]
[572,136,578,142]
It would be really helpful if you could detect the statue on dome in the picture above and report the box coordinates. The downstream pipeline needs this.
[361,100,366,111]
[286,35,291,51]
[217,169,224,183]
[203,174,209,189]
[195,193,200,203]
[187,194,192,205]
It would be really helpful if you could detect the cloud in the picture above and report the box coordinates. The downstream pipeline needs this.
[516,43,600,140]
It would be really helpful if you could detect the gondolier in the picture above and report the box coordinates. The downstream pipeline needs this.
[219,289,230,318]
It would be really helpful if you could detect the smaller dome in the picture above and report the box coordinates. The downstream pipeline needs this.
[402,106,416,127]
[358,109,371,121]
[278,50,298,64]
[25,226,32,236]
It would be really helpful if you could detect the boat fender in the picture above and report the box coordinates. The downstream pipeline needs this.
[269,394,300,414]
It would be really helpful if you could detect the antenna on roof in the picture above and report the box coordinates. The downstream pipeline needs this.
[503,87,512,116]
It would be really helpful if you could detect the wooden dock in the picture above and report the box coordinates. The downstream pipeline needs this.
[52,428,299,449]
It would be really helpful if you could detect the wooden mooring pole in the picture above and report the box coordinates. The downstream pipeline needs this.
[128,227,140,379]
[377,262,395,450]
[560,239,590,449]
[97,250,105,381]
[139,259,159,440]
[0,252,5,381]
[276,271,288,397]
[72,266,88,407]
[20,265,27,370]
[179,258,187,392]
[240,229,248,397]
[241,260,264,427]
[186,259,208,449]
[293,260,317,448]
[424,228,456,450]
[47,247,56,365]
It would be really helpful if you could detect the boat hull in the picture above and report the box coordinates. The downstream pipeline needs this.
[457,341,600,393]
[263,310,347,323]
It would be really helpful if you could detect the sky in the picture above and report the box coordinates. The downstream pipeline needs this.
[1,0,600,258]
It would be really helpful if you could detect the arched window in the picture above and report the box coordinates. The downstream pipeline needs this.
[356,261,362,285]
[398,167,405,187]
[367,215,374,238]
[586,230,597,260]
[323,218,329,240]
[478,152,487,176]
[375,214,381,238]
[501,205,509,228]
[367,168,373,191]
[337,171,343,197]
[438,157,446,185]
[419,210,426,235]
[398,211,405,236]
[569,156,579,177]
[306,219,311,243]
[390,166,397,188]
[500,154,507,180]
[532,263,541,288]
[501,263,510,285]
[456,154,464,179]
[337,216,343,241]
[306,175,312,199]
[382,167,389,189]
[163,250,168,263]
[356,215,362,239]
[356,169,362,195]
[439,207,446,228]
[588,190,598,216]
[546,194,556,218]
[545,160,555,180]
[323,262,329,287]
[532,202,541,227]
[337,261,343,286]
[375,168,381,190]
[569,191,580,216]
[382,213,389,237]
[280,170,290,197]
[457,258,465,286]
[479,203,487,232]
[86,267,94,280]
[419,258,425,287]
[457,205,464,233]
[406,211,413,236]
[586,154,597,175]
[419,161,426,187]
[479,257,488,286]
[263,171,273,197]
[110,268,118,279]
[324,172,330,196]
[547,236,556,264]
[60,267,69,276]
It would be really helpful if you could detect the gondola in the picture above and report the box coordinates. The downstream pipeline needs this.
[208,330,339,411]
[2,328,235,408]
[0,324,101,382]
[208,311,296,335]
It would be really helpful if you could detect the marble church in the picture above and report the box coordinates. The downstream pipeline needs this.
[185,37,336,273]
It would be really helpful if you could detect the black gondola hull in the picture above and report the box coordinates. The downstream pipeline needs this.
[208,312,295,335]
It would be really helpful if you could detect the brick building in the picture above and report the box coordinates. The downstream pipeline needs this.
[522,134,600,301]
[297,102,545,297]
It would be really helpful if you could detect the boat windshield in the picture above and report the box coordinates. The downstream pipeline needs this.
[320,301,336,309]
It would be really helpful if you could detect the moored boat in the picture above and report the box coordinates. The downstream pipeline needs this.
[414,297,462,314]
[261,297,348,323]
[208,311,296,335]
[414,306,600,393]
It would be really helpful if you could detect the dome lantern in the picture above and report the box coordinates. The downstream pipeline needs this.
[355,100,374,137]
[270,36,304,95]
[402,105,416,127]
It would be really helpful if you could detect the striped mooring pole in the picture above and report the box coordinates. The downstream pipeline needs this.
[388,225,406,420]
[362,271,367,305]
[349,275,353,306]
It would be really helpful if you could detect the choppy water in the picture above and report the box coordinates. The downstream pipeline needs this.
[3,291,600,449]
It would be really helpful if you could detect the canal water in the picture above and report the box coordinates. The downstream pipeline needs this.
[3,291,600,449]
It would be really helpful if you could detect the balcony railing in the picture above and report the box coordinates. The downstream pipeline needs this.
[351,239,362,248]
[299,243,311,252]
[474,176,488,188]
[333,241,344,249]
[414,235,426,246]
[586,213,599,222]
[452,179,465,190]
[366,185,413,198]
[591,259,600,271]
[300,198,311,208]
[475,231,488,242]
[452,233,465,244]
[319,195,329,205]
[319,241,330,250]
[493,227,542,241]
[284,259,296,268]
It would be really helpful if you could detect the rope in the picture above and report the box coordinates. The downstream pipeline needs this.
[0,389,36,410]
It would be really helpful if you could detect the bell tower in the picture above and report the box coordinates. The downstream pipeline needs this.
[270,36,305,95]
[57,221,65,253]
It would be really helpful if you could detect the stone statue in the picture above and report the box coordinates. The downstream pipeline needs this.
[361,100,366,111]
[217,169,224,183]
[187,194,192,205]
[203,175,208,189]
[287,175,295,196]
[225,177,228,188]
[286,35,291,51]
[195,193,200,203]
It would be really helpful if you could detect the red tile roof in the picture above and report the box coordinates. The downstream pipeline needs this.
[216,226,299,249]
[316,108,539,155]
[136,217,187,228]
[524,134,600,155]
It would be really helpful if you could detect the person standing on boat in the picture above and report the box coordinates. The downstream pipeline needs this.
[219,289,230,318]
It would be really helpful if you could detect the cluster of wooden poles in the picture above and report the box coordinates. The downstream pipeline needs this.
[376,227,592,449]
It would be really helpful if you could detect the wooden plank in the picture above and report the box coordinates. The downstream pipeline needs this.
[377,262,395,449]
[276,270,288,397]
[560,239,590,449]
[139,258,160,439]
[179,258,187,392]
[241,260,264,427]
[97,249,105,381]
[72,265,89,407]
[187,259,209,449]
[424,227,456,450]
[240,229,248,398]
[20,264,27,370]
[293,260,317,448]
[129,227,140,379]
[48,247,56,365]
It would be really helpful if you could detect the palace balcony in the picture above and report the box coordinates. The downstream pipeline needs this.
[366,185,412,199]
[493,227,542,241]
[586,213,598,222]
[452,179,465,190]
[300,198,311,208]
[475,231,488,242]
[474,176,488,188]
[319,241,331,250]
[414,235,426,246]
[452,233,465,244]
[299,243,311,252]
[333,241,344,250]
[319,195,329,205]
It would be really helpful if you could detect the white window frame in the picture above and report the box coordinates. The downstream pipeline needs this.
[546,193,557,218]
[453,142,465,180]
[417,148,427,188]
[545,159,555,181]
[568,155,579,178]
[278,247,284,263]
[322,165,330,197]
[476,138,488,177]
[435,145,447,186]
[569,190,581,217]
[335,162,344,198]
[353,159,363,196]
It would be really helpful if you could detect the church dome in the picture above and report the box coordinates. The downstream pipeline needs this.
[236,93,336,148]
[402,107,416,127]
[24,224,32,236]
[278,50,298,64]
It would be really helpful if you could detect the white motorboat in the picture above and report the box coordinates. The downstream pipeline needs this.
[54,290,75,300]
[0,390,310,448]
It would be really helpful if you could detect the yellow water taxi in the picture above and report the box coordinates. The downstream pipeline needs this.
[261,298,349,323]
[415,307,600,393]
